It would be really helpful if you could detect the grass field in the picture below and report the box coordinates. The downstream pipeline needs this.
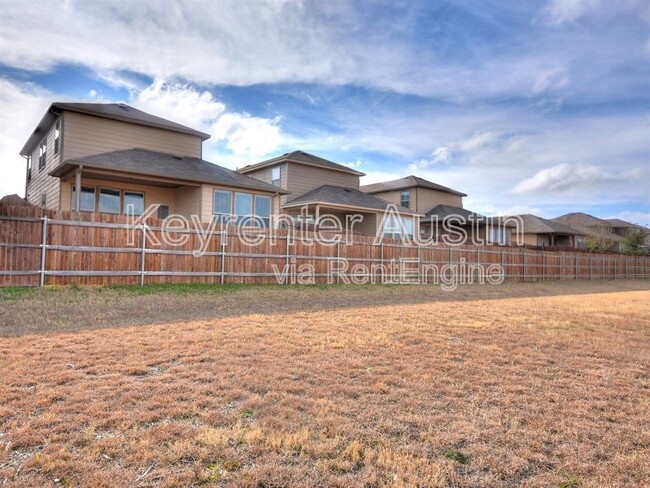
[1,280,649,487]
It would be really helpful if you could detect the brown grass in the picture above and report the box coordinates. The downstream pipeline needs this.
[0,281,649,486]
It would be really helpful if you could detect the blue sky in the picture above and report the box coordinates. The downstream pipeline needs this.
[0,0,648,224]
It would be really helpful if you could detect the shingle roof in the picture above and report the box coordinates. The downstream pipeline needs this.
[21,102,210,155]
[282,185,420,215]
[553,213,625,241]
[49,148,288,194]
[603,218,648,231]
[514,214,585,235]
[425,204,517,227]
[360,175,467,197]
[238,151,365,176]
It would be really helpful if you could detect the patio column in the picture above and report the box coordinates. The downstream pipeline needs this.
[74,165,82,211]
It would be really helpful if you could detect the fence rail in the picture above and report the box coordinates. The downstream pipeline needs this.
[0,206,648,287]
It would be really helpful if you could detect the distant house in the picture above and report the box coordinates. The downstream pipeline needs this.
[553,213,650,251]
[20,102,287,223]
[424,204,515,245]
[513,214,585,248]
[239,151,420,238]
[360,175,468,239]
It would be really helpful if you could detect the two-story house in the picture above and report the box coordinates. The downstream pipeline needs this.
[20,102,287,224]
[238,151,420,238]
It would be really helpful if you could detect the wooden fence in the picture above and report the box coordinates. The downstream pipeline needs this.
[1,205,648,287]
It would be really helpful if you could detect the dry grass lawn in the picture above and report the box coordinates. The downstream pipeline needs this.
[0,280,649,487]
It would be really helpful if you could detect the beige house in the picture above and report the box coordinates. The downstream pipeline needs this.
[423,204,515,245]
[239,151,420,237]
[552,213,648,251]
[20,103,286,223]
[514,214,585,248]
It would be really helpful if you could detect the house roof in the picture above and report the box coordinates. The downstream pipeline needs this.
[603,218,649,231]
[553,213,625,241]
[513,214,585,235]
[424,204,517,227]
[238,150,365,176]
[360,175,467,197]
[21,102,210,155]
[282,185,420,215]
[49,148,289,194]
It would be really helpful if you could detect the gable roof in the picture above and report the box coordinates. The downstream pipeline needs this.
[603,218,649,231]
[49,148,288,194]
[238,150,365,176]
[514,214,585,235]
[553,213,628,241]
[21,102,210,155]
[282,185,420,215]
[360,175,467,197]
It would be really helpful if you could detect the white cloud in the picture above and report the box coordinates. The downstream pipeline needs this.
[512,162,642,194]
[543,0,600,25]
[409,147,451,170]
[0,79,51,198]
[457,131,504,153]
[496,205,548,217]
[132,80,284,160]
[531,67,569,95]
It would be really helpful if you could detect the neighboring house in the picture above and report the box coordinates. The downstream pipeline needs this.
[553,213,625,251]
[424,204,515,245]
[20,103,287,224]
[603,218,650,248]
[514,214,585,248]
[360,175,467,239]
[239,151,420,237]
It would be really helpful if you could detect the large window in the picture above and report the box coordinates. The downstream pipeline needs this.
[271,166,281,187]
[71,186,96,212]
[488,227,508,245]
[400,190,410,209]
[124,191,144,216]
[26,156,32,182]
[38,138,47,170]
[54,120,61,155]
[254,195,271,228]
[98,188,121,214]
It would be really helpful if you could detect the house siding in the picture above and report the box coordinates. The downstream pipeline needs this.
[370,188,463,213]
[285,163,360,204]
[62,111,203,161]
[25,117,63,209]
[240,163,287,212]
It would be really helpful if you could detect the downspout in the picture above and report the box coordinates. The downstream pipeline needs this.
[21,154,30,199]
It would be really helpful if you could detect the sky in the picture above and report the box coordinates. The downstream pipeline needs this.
[0,0,648,224]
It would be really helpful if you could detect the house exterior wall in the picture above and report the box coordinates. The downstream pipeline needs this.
[368,187,463,213]
[238,163,287,211]
[285,163,360,203]
[25,118,63,209]
[62,111,203,161]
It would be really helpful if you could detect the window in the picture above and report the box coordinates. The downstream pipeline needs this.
[400,190,410,209]
[98,188,120,214]
[234,192,253,225]
[26,156,32,182]
[384,215,414,239]
[54,120,61,155]
[124,191,144,216]
[488,227,508,245]
[38,138,47,170]
[71,186,96,212]
[254,195,271,228]
[271,166,281,187]
[213,190,232,223]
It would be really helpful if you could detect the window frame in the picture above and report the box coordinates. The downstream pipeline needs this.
[98,187,121,215]
[271,166,281,187]
[254,194,271,228]
[213,189,233,223]
[123,191,145,216]
[400,190,410,209]
[38,138,47,171]
[53,119,61,155]
[71,185,97,212]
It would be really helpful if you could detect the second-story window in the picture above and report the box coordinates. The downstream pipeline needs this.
[38,138,47,170]
[26,156,32,182]
[400,190,410,208]
[271,166,281,187]
[54,120,61,155]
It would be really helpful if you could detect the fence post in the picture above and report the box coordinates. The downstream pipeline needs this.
[418,244,422,284]
[220,228,227,285]
[614,256,617,279]
[39,216,48,288]
[574,254,578,280]
[336,240,340,285]
[589,254,592,280]
[284,234,291,285]
[522,248,526,282]
[381,241,385,283]
[602,255,605,279]
[542,252,545,281]
[140,223,146,286]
